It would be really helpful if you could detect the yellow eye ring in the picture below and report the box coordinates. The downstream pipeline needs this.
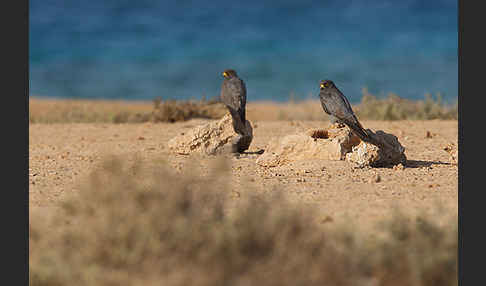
[321,82,330,88]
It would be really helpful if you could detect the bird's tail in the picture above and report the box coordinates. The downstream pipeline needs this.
[228,109,246,135]
[239,108,246,123]
[346,120,382,147]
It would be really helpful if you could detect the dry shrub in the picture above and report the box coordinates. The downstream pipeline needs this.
[30,157,457,286]
[30,90,457,124]
[150,97,227,123]
[247,90,457,122]
[355,88,458,121]
[29,97,227,124]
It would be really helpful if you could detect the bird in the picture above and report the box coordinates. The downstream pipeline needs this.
[220,69,247,136]
[318,79,378,145]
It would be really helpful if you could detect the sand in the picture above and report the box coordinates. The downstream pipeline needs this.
[29,119,458,230]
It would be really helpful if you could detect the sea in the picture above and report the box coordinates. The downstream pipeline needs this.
[29,0,458,103]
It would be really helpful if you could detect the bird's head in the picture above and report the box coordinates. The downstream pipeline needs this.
[320,80,335,90]
[222,69,238,79]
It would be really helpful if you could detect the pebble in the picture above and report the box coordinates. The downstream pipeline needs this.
[369,174,381,183]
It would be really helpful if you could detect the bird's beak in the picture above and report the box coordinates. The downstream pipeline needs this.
[222,72,228,78]
[320,84,325,89]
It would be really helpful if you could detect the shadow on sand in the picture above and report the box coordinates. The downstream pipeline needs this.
[404,159,452,168]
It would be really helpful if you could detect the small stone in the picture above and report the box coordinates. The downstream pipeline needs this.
[321,216,334,224]
[369,174,381,183]
[443,143,458,164]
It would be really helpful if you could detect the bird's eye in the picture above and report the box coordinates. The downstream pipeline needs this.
[324,82,330,87]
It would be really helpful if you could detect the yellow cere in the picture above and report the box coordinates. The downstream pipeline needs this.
[320,84,325,88]
[223,72,228,77]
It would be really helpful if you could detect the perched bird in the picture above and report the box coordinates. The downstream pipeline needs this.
[220,69,247,135]
[318,79,377,145]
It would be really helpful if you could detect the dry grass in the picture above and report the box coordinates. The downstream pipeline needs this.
[30,157,457,286]
[29,90,457,124]
[255,89,458,122]
[29,97,226,124]
[354,88,458,121]
[28,98,154,123]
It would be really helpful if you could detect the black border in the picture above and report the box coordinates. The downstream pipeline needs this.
[4,0,28,284]
[459,0,483,285]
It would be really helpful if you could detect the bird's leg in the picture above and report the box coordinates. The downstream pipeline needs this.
[328,116,345,129]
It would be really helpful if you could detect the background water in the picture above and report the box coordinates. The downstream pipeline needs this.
[30,0,457,103]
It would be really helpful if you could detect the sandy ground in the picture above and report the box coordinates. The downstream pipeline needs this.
[29,119,458,230]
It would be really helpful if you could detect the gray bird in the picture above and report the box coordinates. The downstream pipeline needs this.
[318,80,376,144]
[220,69,247,135]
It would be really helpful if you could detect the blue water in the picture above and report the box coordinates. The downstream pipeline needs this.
[30,0,458,103]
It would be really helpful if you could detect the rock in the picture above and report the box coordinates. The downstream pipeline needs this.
[257,126,406,168]
[443,143,458,164]
[167,113,253,155]
[256,127,360,167]
[345,129,407,167]
[393,163,405,171]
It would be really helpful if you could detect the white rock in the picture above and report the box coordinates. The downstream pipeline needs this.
[256,127,360,167]
[257,126,406,168]
[167,113,253,155]
[345,130,406,167]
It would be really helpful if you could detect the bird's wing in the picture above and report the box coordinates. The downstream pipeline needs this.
[328,90,371,140]
[221,78,246,121]
[326,90,359,124]
[335,86,354,114]
[319,94,332,115]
